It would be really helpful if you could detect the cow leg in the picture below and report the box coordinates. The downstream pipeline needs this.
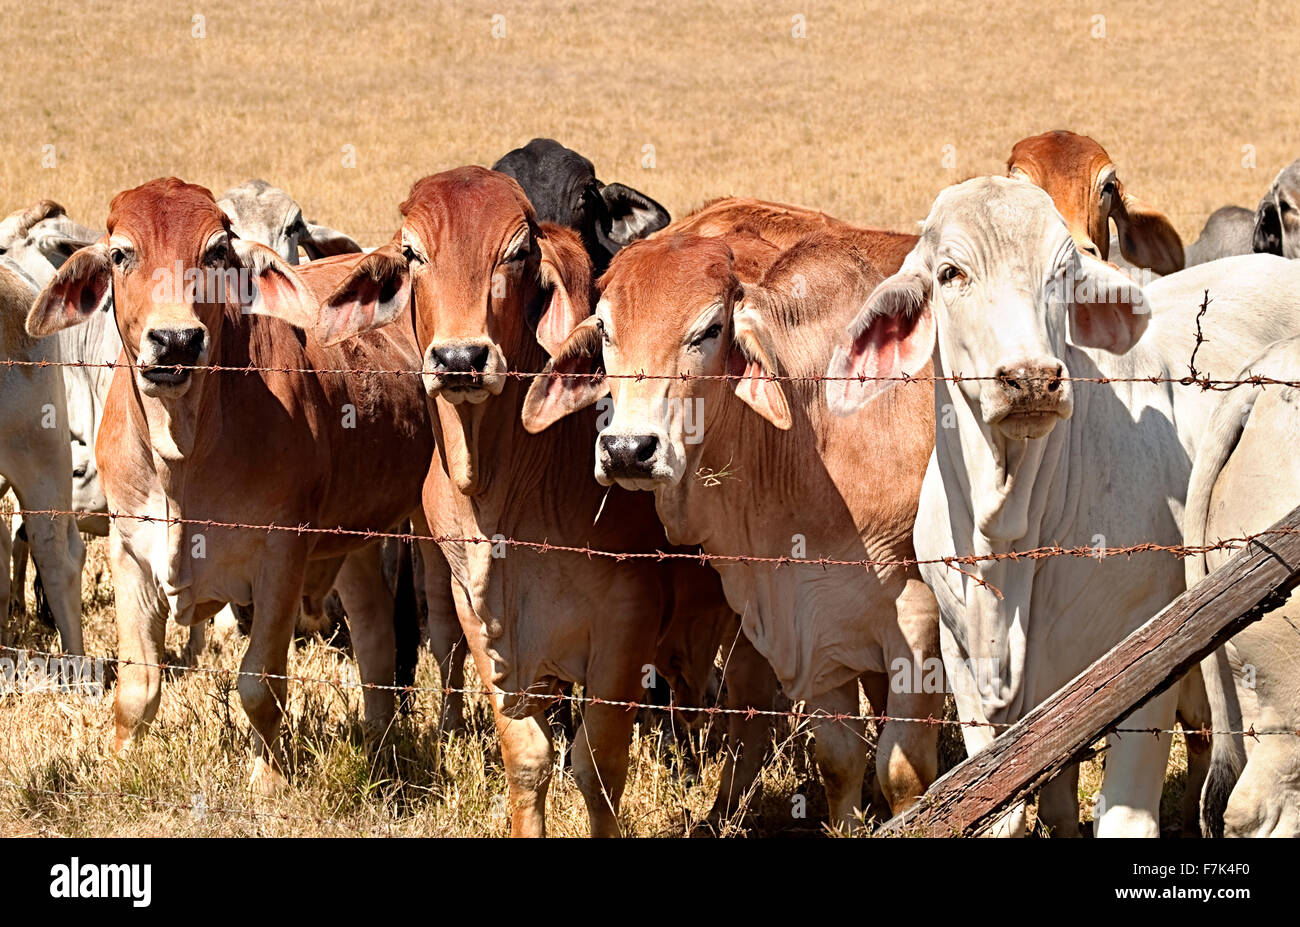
[571,700,637,837]
[1036,764,1082,836]
[495,709,555,837]
[333,544,397,737]
[9,482,84,654]
[1095,686,1177,837]
[242,553,307,795]
[0,517,11,643]
[1174,666,1212,837]
[708,632,779,825]
[109,533,168,752]
[808,680,869,831]
[413,511,466,733]
[10,516,28,619]
[184,622,207,668]
[877,576,943,814]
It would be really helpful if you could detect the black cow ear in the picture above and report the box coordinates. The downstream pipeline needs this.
[598,183,671,251]
[1253,197,1283,255]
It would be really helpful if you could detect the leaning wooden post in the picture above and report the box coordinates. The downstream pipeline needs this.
[880,503,1300,837]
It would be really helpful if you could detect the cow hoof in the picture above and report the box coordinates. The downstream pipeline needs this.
[249,757,287,796]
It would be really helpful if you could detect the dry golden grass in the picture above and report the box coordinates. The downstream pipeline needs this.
[0,0,1236,837]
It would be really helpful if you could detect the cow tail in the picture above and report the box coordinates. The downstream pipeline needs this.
[1184,386,1254,837]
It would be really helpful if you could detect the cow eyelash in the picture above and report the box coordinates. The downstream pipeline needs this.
[937,264,965,286]
[1100,180,1118,198]
[691,323,723,347]
[109,248,131,269]
[402,244,421,264]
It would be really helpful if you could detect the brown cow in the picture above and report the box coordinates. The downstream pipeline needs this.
[316,167,780,836]
[522,229,945,829]
[26,178,433,792]
[1007,129,1184,274]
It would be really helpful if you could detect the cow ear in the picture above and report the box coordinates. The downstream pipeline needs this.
[521,315,607,433]
[729,290,792,430]
[300,221,363,261]
[26,242,112,337]
[535,224,593,355]
[826,247,936,417]
[232,239,319,331]
[598,183,672,250]
[1252,196,1283,255]
[1112,190,1184,275]
[316,243,411,346]
[1068,253,1149,354]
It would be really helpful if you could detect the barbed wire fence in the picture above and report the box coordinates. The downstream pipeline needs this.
[3,293,1298,834]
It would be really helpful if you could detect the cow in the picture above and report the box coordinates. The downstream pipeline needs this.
[1183,334,1300,837]
[522,228,945,830]
[492,138,671,274]
[217,179,362,265]
[0,258,84,654]
[313,166,779,836]
[1185,206,1256,267]
[829,175,1300,836]
[1007,130,1184,275]
[1250,158,1300,259]
[25,177,434,792]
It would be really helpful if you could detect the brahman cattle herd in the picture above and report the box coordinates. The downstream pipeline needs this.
[2,130,1298,837]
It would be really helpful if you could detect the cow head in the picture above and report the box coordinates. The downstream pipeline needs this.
[0,200,100,289]
[831,177,1147,445]
[1252,158,1300,258]
[217,179,362,265]
[493,138,671,273]
[522,233,791,491]
[26,178,317,400]
[1007,130,1184,275]
[317,167,591,411]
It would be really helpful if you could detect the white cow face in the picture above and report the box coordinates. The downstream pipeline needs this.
[830,177,1148,445]
[0,202,98,289]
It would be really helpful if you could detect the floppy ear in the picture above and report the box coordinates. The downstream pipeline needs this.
[232,238,319,331]
[1252,195,1282,255]
[521,315,607,433]
[1111,190,1184,275]
[300,221,363,261]
[315,243,411,346]
[26,242,112,337]
[728,290,792,430]
[597,183,672,251]
[1068,253,1149,354]
[825,246,936,417]
[535,223,593,355]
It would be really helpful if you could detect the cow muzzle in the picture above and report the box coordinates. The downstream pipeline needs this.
[981,358,1073,440]
[595,430,680,490]
[422,340,505,403]
[137,324,209,397]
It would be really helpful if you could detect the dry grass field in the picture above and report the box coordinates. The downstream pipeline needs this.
[0,0,1278,837]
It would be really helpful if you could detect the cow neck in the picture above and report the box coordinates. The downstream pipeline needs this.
[126,327,226,622]
[931,361,1075,724]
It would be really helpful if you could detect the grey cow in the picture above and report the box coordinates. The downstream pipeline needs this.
[1185,159,1300,265]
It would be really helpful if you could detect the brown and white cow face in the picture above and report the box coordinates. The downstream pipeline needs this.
[25,178,317,400]
[316,167,588,407]
[522,234,790,490]
[830,178,1147,442]
[1008,130,1184,275]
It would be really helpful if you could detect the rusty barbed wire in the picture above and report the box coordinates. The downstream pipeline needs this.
[6,507,1295,578]
[2,643,1294,740]
[1,355,1296,392]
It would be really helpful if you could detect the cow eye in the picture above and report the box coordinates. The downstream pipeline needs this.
[204,244,232,266]
[937,264,965,286]
[110,248,129,268]
[691,323,723,347]
[1101,180,1118,199]
[504,238,531,264]
[402,244,421,264]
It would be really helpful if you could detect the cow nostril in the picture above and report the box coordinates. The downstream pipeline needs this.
[467,344,489,372]
[634,436,658,463]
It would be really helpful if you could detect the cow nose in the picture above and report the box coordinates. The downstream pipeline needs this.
[994,363,1063,396]
[599,434,659,477]
[146,327,206,364]
[432,344,490,375]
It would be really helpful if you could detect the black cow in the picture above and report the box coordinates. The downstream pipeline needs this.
[492,138,671,272]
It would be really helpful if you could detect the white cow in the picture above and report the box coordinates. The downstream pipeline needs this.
[216,180,361,264]
[1184,336,1300,837]
[829,175,1300,836]
[0,257,84,653]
